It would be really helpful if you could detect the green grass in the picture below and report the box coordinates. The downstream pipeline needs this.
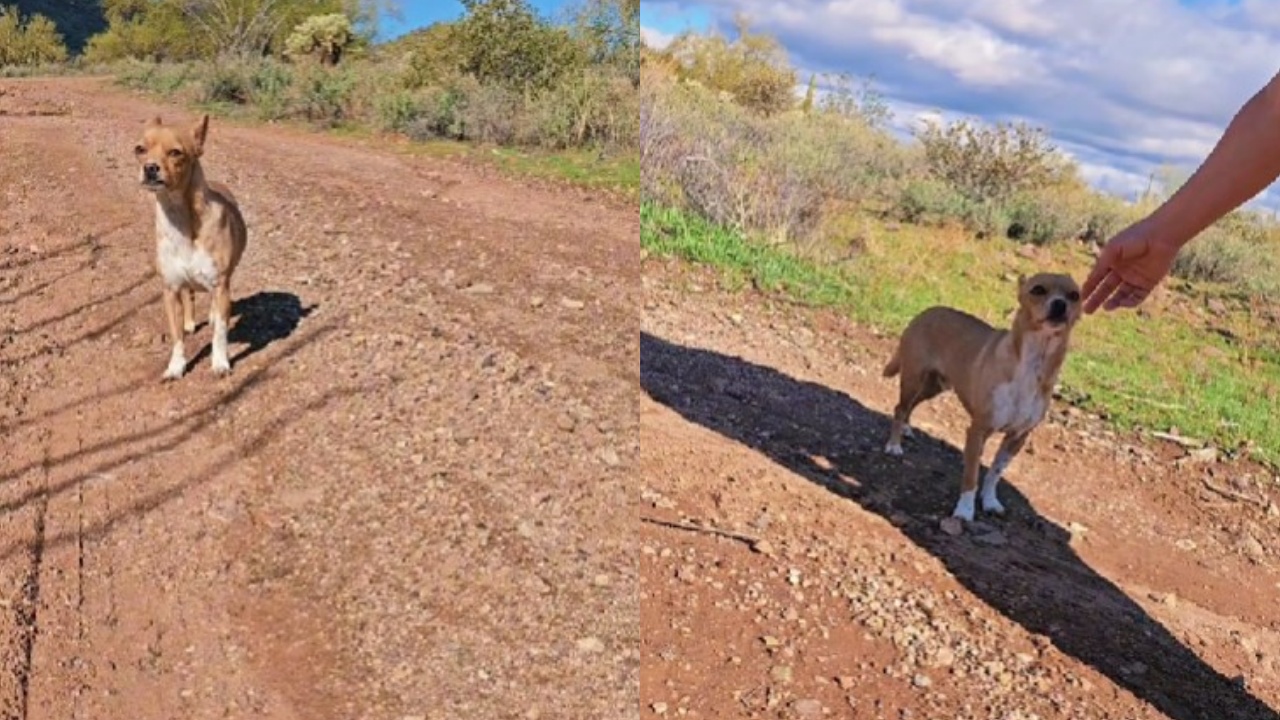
[642,201,1280,466]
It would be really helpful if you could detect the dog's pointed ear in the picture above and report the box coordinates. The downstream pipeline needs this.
[1017,273,1027,288]
[145,115,162,128]
[191,114,209,155]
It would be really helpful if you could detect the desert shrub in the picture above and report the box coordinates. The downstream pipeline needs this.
[915,118,1071,204]
[249,58,293,120]
[0,6,70,66]
[296,65,356,126]
[642,77,914,242]
[200,62,252,105]
[1173,226,1280,293]
[375,89,423,132]
[527,68,636,148]
[455,0,587,91]
[398,22,465,89]
[405,85,468,140]
[663,18,794,116]
[895,179,970,227]
[286,13,355,66]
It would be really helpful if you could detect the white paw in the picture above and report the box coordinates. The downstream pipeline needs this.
[183,320,197,334]
[163,359,186,381]
[982,494,1006,516]
[952,492,976,522]
[903,426,915,438]
[211,356,232,375]
[884,442,904,456]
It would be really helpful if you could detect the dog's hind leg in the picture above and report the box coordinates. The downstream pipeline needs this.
[210,280,233,375]
[885,371,945,454]
[980,430,1029,515]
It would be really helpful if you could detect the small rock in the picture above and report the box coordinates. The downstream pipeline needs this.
[462,282,495,295]
[598,447,621,467]
[560,297,587,310]
[771,665,794,684]
[530,296,546,308]
[751,539,776,556]
[1175,538,1198,551]
[912,674,932,688]
[837,675,856,690]
[556,413,577,433]
[576,637,606,654]
[791,698,822,718]
[939,517,963,536]
[651,702,669,715]
[1148,591,1178,607]
[761,635,782,649]
[932,647,956,667]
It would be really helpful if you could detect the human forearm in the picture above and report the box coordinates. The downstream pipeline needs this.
[1144,70,1280,248]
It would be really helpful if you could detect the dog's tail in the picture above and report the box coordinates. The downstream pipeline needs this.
[882,349,901,378]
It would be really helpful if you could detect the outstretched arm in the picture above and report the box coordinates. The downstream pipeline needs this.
[1083,69,1280,312]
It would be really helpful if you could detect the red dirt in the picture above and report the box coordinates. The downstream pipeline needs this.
[1,77,636,719]
[641,257,1280,719]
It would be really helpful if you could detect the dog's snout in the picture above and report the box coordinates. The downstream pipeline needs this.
[143,163,160,178]
[1049,298,1068,318]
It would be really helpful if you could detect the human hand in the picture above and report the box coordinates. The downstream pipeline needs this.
[1081,220,1182,313]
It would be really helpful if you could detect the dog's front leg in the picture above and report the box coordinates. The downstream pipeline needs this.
[955,424,991,521]
[209,280,232,375]
[981,431,1029,515]
[161,287,187,381]
[181,287,196,334]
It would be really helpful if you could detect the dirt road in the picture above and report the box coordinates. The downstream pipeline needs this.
[642,258,1280,719]
[0,77,637,719]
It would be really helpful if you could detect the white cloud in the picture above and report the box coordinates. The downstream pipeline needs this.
[670,0,1280,210]
[641,26,675,50]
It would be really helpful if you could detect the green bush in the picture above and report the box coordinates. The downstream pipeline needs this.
[375,89,423,132]
[895,179,970,227]
[297,66,356,126]
[1173,226,1280,294]
[250,59,293,120]
[201,62,251,105]
[915,118,1071,204]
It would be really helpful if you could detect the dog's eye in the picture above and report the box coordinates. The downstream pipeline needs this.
[167,148,184,158]
[1029,285,1048,296]
[1067,290,1081,302]
[133,145,145,156]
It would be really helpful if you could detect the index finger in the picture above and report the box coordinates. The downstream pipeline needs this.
[1083,271,1121,314]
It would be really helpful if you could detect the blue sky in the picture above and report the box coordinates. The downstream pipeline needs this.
[381,0,574,39]
[641,0,1280,206]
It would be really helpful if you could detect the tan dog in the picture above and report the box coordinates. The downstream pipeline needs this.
[882,273,1082,521]
[134,115,247,380]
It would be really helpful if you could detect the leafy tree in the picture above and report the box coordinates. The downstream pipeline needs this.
[0,5,69,65]
[455,0,586,91]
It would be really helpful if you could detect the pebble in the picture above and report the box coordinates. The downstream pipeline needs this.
[576,636,606,654]
[771,665,794,684]
[560,297,586,310]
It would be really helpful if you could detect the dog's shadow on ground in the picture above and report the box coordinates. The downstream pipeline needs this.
[189,291,315,369]
[641,331,1278,720]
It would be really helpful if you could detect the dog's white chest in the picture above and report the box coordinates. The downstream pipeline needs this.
[156,212,218,291]
[990,339,1059,434]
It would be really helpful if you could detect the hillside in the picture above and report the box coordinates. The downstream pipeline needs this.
[14,0,105,53]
